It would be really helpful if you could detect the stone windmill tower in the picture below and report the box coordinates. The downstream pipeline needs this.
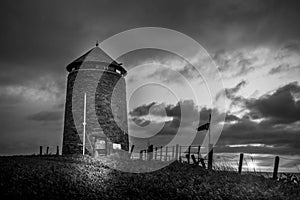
[62,44,129,155]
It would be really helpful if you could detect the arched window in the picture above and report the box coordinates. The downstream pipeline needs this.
[116,69,121,74]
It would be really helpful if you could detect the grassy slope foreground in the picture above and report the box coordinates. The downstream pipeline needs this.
[0,156,299,200]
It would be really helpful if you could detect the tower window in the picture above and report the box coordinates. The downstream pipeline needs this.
[113,143,121,150]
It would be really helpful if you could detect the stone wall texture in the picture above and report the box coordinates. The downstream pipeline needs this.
[62,61,129,155]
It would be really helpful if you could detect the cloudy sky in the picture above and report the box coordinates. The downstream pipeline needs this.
[0,0,300,172]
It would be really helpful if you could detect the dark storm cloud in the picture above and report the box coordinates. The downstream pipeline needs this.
[131,82,300,156]
[131,117,151,127]
[0,75,65,109]
[224,81,300,124]
[132,82,300,156]
[130,99,241,129]
[178,65,201,80]
[275,41,300,60]
[147,64,201,84]
[225,81,300,124]
[236,58,255,76]
[0,0,299,96]
[269,63,290,75]
[246,82,300,124]
[225,114,240,122]
[129,97,300,156]
[213,50,230,71]
[216,118,300,155]
[212,49,260,78]
[269,63,300,75]
[1,0,300,76]
[0,0,135,85]
[129,102,156,117]
[216,80,247,106]
[130,100,201,121]
[130,100,221,136]
[132,49,203,84]
[130,100,199,135]
[226,80,247,97]
[214,82,300,155]
[1,0,300,161]
[27,111,63,122]
[283,42,300,53]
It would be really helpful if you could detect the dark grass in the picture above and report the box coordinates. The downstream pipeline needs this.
[0,155,299,200]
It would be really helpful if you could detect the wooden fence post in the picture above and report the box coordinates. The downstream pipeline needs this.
[179,146,182,162]
[186,154,190,164]
[147,145,153,161]
[197,145,201,162]
[56,146,59,156]
[165,146,168,161]
[200,158,206,168]
[139,150,143,160]
[129,145,135,159]
[172,146,175,160]
[238,153,244,174]
[175,144,179,160]
[191,155,198,165]
[186,146,191,164]
[208,144,213,170]
[46,146,49,155]
[273,156,280,180]
[160,146,163,161]
[40,146,43,155]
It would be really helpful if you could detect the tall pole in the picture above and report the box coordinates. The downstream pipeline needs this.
[238,153,244,174]
[208,114,213,170]
[208,114,211,149]
[83,93,87,155]
[273,156,280,179]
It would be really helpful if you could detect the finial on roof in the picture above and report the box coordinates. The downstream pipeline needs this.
[96,40,99,47]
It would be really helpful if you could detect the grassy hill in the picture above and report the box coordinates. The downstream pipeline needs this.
[0,155,299,200]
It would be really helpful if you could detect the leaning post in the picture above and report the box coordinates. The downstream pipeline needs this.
[238,153,244,174]
[129,145,135,159]
[273,156,280,180]
[208,144,213,170]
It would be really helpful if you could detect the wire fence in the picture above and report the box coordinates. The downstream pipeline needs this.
[212,152,300,174]
[40,143,300,176]
[131,144,300,176]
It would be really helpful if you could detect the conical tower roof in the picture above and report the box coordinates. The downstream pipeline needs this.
[66,46,124,73]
